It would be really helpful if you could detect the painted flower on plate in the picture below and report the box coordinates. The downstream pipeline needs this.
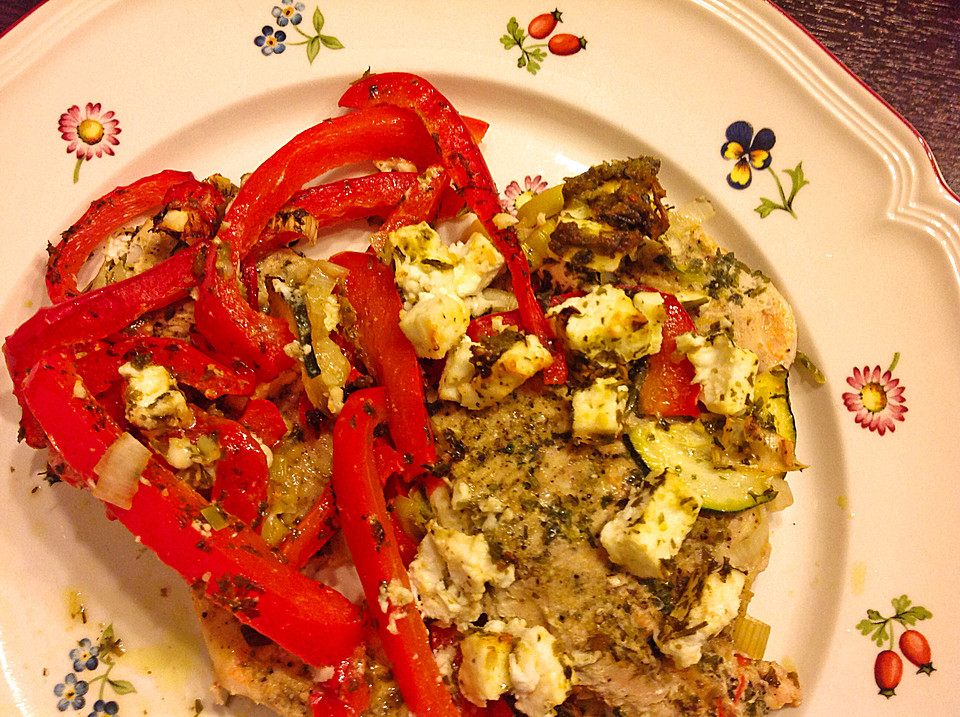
[88,699,119,717]
[501,174,548,214]
[59,103,121,182]
[842,364,907,435]
[255,25,287,55]
[70,638,100,672]
[721,120,775,189]
[54,673,88,711]
[273,1,305,26]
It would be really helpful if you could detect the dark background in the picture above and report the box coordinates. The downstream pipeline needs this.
[2,0,958,192]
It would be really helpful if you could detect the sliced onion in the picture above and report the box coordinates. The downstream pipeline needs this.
[92,432,151,510]
[766,475,795,513]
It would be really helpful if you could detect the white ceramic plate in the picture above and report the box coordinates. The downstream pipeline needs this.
[1,1,958,715]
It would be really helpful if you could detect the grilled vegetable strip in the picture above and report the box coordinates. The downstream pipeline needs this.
[45,169,196,303]
[75,337,255,399]
[218,106,446,264]
[279,482,338,569]
[338,72,566,384]
[368,165,450,253]
[332,388,459,717]
[195,241,295,381]
[333,251,436,471]
[21,350,363,665]
[5,242,208,448]
[638,292,701,417]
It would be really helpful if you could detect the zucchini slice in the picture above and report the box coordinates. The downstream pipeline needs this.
[752,366,796,444]
[626,419,777,512]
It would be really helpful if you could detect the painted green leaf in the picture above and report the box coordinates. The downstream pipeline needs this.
[313,8,325,34]
[307,36,321,64]
[320,34,344,50]
[755,197,781,218]
[501,34,519,49]
[109,679,137,695]
[784,162,809,202]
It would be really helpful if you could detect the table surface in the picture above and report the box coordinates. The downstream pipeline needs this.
[2,0,958,193]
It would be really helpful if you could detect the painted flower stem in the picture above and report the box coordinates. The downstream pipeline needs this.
[766,166,797,219]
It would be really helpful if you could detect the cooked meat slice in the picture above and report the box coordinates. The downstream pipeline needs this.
[429,385,799,716]
[191,589,314,717]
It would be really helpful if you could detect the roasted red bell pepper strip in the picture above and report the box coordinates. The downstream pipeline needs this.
[75,336,255,399]
[367,165,450,253]
[45,169,196,304]
[279,482,338,569]
[22,350,363,664]
[218,106,447,264]
[332,251,435,471]
[174,407,272,527]
[160,177,226,243]
[194,241,295,381]
[5,242,208,448]
[332,388,459,717]
[638,293,700,417]
[466,309,523,341]
[239,398,287,448]
[310,646,372,717]
[339,72,566,384]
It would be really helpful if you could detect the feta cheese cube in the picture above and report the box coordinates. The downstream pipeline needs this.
[439,334,553,410]
[656,564,747,668]
[461,619,571,717]
[675,331,759,415]
[550,286,664,364]
[119,361,192,430]
[571,377,628,440]
[408,522,514,626]
[458,632,512,706]
[600,472,703,579]
[399,293,471,359]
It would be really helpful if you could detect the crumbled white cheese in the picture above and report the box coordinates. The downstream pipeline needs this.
[439,334,553,410]
[600,472,703,579]
[656,565,747,668]
[390,223,508,359]
[675,331,759,415]
[119,362,192,430]
[460,619,570,717]
[550,286,664,364]
[398,293,470,359]
[408,522,514,626]
[571,377,629,440]
[458,632,512,706]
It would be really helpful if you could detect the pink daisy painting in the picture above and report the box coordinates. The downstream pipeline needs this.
[842,355,908,436]
[59,103,121,183]
[501,174,548,214]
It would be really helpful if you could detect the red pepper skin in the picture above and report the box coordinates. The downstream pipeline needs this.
[22,351,363,665]
[239,398,287,448]
[333,389,459,717]
[367,165,450,254]
[279,482,338,569]
[310,646,372,717]
[466,309,523,341]
[75,336,255,400]
[289,172,421,228]
[194,242,295,382]
[46,169,196,304]
[218,106,445,264]
[339,73,566,384]
[161,178,225,242]
[638,294,700,417]
[332,251,436,472]
[5,242,208,448]
[178,407,272,527]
